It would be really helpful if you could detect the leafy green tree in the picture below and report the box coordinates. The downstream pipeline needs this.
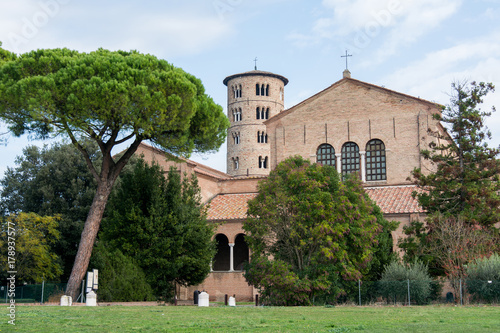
[0,47,229,298]
[410,81,500,226]
[101,160,215,300]
[0,213,62,283]
[244,156,396,305]
[89,241,155,302]
[1,141,98,280]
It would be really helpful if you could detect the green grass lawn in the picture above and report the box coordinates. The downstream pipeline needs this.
[3,305,500,332]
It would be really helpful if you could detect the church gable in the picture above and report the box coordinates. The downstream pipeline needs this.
[265,77,443,186]
[267,78,441,126]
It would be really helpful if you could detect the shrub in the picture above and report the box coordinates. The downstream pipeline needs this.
[90,242,155,302]
[466,253,500,303]
[379,261,433,304]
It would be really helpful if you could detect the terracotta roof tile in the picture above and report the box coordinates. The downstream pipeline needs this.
[206,185,424,221]
[207,193,257,220]
[365,185,425,214]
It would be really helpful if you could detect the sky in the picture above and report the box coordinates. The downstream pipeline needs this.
[1,0,500,175]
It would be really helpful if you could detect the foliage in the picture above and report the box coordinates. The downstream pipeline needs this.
[379,261,433,305]
[0,212,62,283]
[89,241,154,302]
[410,81,500,226]
[101,159,215,299]
[1,141,99,280]
[466,253,500,303]
[244,156,396,305]
[399,214,497,298]
[0,46,229,298]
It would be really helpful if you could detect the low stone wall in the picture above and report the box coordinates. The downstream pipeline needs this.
[180,271,256,302]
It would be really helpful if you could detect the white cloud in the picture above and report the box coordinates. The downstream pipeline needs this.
[379,31,500,146]
[289,0,462,65]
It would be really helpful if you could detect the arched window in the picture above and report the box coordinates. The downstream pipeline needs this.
[260,84,265,96]
[237,84,242,98]
[266,84,270,96]
[256,107,260,120]
[265,107,269,119]
[341,142,360,178]
[237,108,242,121]
[213,234,230,271]
[233,157,239,170]
[233,132,240,145]
[366,139,386,181]
[233,234,249,271]
[257,131,268,143]
[233,108,241,122]
[316,144,335,168]
[256,84,260,96]
[259,156,268,169]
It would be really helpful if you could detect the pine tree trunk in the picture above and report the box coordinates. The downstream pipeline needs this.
[65,180,114,300]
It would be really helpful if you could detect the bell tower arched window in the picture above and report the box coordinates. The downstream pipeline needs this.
[259,156,268,169]
[366,139,386,181]
[233,132,240,145]
[341,142,360,178]
[256,83,260,96]
[257,131,268,143]
[266,84,270,96]
[316,144,335,168]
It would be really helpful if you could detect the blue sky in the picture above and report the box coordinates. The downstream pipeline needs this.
[1,0,500,175]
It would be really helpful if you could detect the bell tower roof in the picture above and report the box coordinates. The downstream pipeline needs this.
[223,70,289,86]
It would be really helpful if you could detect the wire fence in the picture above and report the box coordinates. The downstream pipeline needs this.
[318,279,500,306]
[1,279,498,305]
[0,282,88,304]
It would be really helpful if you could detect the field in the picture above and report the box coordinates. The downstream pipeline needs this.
[3,304,500,332]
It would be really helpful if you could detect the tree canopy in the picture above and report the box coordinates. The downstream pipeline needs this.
[1,141,99,280]
[101,160,215,300]
[243,156,396,305]
[0,213,62,283]
[410,81,500,226]
[0,47,229,298]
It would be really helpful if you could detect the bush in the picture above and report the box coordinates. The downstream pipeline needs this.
[466,253,500,303]
[379,261,433,304]
[90,242,155,302]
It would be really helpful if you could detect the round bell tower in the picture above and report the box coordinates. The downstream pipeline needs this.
[223,69,288,177]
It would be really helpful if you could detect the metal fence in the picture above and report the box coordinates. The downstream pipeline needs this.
[2,279,498,305]
[322,279,500,306]
[0,282,87,304]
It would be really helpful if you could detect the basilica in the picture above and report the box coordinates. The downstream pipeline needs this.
[134,68,444,301]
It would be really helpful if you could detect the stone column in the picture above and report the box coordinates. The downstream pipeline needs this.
[229,243,235,272]
[335,153,342,174]
[360,151,366,183]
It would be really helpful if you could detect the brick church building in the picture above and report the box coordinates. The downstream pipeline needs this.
[134,68,445,301]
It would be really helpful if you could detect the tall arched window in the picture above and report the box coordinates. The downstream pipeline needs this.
[341,142,360,178]
[256,107,260,120]
[233,157,239,170]
[316,144,335,168]
[366,139,386,181]
[256,84,260,96]
[266,84,270,96]
[237,84,242,98]
[260,84,265,96]
[265,107,269,119]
